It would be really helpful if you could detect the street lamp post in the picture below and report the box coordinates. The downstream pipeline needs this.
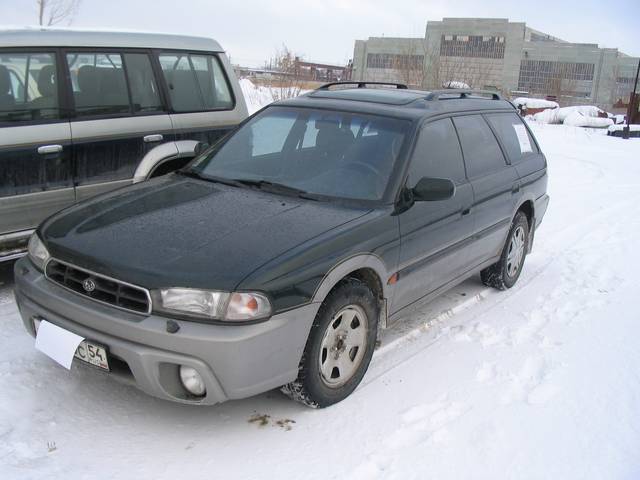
[623,58,640,139]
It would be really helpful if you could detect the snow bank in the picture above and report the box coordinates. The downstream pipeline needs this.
[608,124,640,132]
[610,114,626,125]
[239,78,310,115]
[530,108,559,124]
[513,97,559,109]
[532,105,611,127]
[239,78,276,115]
[563,112,614,128]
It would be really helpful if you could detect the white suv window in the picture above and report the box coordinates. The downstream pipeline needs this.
[66,52,130,116]
[0,52,59,122]
[159,53,233,112]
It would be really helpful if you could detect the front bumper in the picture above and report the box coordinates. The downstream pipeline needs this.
[14,257,319,405]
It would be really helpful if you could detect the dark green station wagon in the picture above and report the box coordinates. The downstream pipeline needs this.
[14,82,549,407]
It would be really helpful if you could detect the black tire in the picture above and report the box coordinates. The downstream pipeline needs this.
[481,211,530,290]
[281,278,379,408]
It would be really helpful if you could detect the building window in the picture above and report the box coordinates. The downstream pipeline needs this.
[517,59,594,97]
[440,34,506,59]
[615,76,635,101]
[366,53,424,70]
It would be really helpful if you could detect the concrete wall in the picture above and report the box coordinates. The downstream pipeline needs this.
[423,18,525,92]
[352,37,425,86]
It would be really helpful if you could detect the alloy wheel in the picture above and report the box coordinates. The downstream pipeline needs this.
[506,225,526,277]
[318,305,368,388]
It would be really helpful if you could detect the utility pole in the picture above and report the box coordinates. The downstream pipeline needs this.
[623,58,640,139]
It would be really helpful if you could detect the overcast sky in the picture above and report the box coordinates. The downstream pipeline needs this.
[1,0,638,66]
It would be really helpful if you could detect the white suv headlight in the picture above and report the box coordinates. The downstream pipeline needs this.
[154,288,272,322]
[27,233,50,271]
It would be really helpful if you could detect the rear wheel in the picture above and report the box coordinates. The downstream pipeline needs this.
[281,278,379,408]
[481,211,529,290]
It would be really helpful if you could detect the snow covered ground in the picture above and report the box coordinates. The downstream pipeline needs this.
[1,115,640,479]
[239,78,311,114]
[239,78,277,115]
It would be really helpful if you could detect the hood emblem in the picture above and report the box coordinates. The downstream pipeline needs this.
[83,278,97,293]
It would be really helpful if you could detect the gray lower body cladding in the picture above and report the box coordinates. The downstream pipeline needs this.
[13,257,319,405]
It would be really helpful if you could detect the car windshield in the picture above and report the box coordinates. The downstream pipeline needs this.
[189,106,410,201]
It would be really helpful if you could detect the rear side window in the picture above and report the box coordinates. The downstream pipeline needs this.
[0,52,59,122]
[67,52,130,116]
[453,115,507,178]
[123,53,162,113]
[66,51,163,117]
[159,53,233,112]
[485,113,538,162]
[408,118,466,185]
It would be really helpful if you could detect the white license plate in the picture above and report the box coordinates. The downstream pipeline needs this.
[74,340,110,371]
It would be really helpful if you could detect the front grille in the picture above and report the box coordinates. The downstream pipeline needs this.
[45,259,151,315]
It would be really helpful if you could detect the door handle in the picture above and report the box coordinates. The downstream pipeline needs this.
[461,208,471,216]
[511,184,520,194]
[37,144,63,155]
[143,134,163,143]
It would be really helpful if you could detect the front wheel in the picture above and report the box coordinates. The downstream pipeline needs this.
[481,211,529,290]
[281,278,379,408]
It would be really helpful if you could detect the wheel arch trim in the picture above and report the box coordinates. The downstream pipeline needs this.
[311,253,391,305]
[132,140,199,183]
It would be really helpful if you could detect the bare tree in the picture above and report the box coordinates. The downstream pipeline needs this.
[265,45,304,101]
[391,43,425,89]
[526,63,581,106]
[421,41,503,93]
[37,0,81,26]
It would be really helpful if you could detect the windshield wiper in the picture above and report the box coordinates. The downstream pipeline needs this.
[232,179,320,200]
[177,170,247,188]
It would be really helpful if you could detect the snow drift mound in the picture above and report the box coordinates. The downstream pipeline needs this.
[532,105,611,128]
[563,112,613,128]
[513,97,559,110]
[239,78,276,115]
[442,80,471,89]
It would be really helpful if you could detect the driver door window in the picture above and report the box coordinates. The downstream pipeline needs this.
[408,118,466,186]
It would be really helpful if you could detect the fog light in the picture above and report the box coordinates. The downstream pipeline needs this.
[179,366,206,396]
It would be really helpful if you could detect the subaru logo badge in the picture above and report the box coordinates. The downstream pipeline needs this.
[83,278,96,292]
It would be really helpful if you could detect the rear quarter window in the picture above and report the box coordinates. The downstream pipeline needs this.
[485,113,539,163]
[452,115,507,178]
[158,53,233,113]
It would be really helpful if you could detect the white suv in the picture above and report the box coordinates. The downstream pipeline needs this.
[0,28,248,261]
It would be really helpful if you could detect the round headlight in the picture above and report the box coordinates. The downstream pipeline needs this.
[179,366,206,396]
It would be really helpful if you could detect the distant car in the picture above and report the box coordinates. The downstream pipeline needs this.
[14,82,549,408]
[0,28,248,261]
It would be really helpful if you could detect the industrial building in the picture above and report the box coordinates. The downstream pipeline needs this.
[352,18,639,110]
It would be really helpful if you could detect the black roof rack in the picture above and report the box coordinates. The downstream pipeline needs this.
[316,81,408,91]
[425,89,502,101]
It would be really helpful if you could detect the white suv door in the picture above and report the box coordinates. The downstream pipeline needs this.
[0,50,74,255]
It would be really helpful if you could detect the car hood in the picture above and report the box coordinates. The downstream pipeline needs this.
[40,175,371,291]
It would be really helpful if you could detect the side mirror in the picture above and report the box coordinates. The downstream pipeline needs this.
[194,142,210,157]
[412,177,455,201]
